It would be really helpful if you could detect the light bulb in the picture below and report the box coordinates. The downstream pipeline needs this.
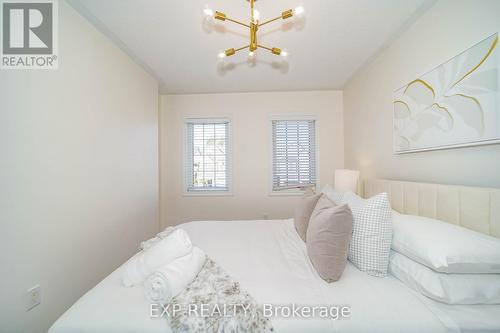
[253,9,260,20]
[248,51,255,58]
[281,50,288,57]
[218,52,226,59]
[204,8,214,17]
[294,6,304,16]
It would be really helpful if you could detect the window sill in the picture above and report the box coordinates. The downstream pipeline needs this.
[183,191,233,197]
[268,191,304,197]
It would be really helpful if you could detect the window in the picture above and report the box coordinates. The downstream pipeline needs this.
[185,119,231,194]
[271,118,317,191]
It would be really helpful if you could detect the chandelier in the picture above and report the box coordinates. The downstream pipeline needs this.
[204,0,304,59]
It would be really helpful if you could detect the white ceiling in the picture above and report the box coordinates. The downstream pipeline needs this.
[68,0,436,94]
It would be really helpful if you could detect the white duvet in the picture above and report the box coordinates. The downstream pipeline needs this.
[49,219,500,333]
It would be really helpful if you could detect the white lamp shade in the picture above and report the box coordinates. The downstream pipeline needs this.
[334,169,360,193]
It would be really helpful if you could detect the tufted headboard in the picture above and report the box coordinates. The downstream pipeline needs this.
[362,179,500,238]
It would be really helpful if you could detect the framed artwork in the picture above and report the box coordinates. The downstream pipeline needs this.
[393,33,499,153]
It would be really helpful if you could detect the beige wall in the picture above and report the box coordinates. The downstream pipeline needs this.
[0,2,159,333]
[160,91,343,227]
[344,0,500,188]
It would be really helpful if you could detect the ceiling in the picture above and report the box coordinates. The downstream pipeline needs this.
[68,0,436,94]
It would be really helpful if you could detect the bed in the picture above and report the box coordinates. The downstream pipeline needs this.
[49,179,500,333]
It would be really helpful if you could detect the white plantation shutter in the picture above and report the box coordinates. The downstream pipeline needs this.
[272,119,317,191]
[185,119,230,193]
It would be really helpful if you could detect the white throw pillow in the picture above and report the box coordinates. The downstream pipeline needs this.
[341,191,392,277]
[390,251,500,305]
[392,213,500,273]
[321,184,344,204]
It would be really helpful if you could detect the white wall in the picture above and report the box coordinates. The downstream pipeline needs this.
[0,2,159,333]
[160,91,343,228]
[344,0,500,188]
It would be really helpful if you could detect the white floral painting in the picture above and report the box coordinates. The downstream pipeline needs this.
[393,33,499,153]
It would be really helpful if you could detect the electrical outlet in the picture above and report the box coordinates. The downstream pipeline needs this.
[26,285,41,311]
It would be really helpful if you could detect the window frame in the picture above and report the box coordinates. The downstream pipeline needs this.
[268,114,319,196]
[183,117,233,197]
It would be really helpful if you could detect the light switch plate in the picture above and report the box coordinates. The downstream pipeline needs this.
[26,285,41,311]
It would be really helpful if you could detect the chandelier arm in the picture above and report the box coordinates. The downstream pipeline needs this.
[258,16,281,27]
[258,45,282,55]
[234,45,251,53]
[225,17,250,28]
[257,44,272,51]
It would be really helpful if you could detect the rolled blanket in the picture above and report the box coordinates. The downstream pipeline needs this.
[140,227,176,251]
[123,229,193,287]
[145,247,206,304]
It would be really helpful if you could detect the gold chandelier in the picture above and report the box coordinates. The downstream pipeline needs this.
[204,0,304,59]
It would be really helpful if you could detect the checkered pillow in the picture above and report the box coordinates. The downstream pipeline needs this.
[341,192,392,277]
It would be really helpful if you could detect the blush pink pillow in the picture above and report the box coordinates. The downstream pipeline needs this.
[294,190,322,241]
[306,196,354,282]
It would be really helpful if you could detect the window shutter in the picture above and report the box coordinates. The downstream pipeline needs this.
[272,119,316,191]
[185,119,230,193]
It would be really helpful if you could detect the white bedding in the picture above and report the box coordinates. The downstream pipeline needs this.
[49,219,500,333]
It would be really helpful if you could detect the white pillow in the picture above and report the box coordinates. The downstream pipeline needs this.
[392,213,500,273]
[341,191,392,277]
[390,251,500,305]
[321,184,343,204]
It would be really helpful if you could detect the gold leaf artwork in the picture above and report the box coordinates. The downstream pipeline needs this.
[393,34,499,153]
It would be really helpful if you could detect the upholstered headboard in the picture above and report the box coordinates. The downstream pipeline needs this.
[362,179,500,238]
